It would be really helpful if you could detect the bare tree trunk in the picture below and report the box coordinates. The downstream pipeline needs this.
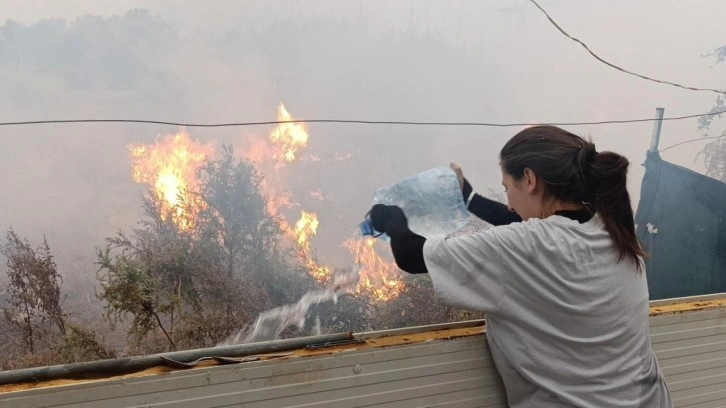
[152,311,176,350]
[170,277,180,339]
[22,300,34,354]
[55,317,66,336]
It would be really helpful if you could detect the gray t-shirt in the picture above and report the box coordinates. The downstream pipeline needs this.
[423,214,672,407]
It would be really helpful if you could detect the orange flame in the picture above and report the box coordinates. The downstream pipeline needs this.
[242,102,403,300]
[343,238,405,301]
[294,211,319,246]
[288,211,332,282]
[270,103,309,162]
[128,130,213,230]
[247,104,333,282]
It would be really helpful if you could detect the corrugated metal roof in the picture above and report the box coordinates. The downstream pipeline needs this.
[2,295,726,407]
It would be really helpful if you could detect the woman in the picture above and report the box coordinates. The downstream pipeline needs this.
[369,126,672,407]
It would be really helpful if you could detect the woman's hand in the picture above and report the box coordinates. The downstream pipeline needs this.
[450,162,465,191]
[369,204,409,236]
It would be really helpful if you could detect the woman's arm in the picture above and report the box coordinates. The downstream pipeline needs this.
[462,178,522,226]
[371,203,509,314]
[370,204,428,274]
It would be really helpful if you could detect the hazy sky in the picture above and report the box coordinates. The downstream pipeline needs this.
[4,1,723,165]
[1,0,724,276]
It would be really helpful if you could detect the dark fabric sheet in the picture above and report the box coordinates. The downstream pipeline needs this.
[635,151,726,300]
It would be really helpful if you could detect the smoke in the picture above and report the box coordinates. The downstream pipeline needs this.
[0,1,723,293]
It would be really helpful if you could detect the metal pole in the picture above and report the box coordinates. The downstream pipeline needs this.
[649,107,665,152]
[0,331,352,386]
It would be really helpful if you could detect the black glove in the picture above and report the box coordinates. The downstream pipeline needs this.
[370,204,428,274]
[369,204,410,237]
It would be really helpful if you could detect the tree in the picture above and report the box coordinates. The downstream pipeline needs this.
[1,229,65,353]
[0,10,176,91]
[196,145,313,300]
[96,241,177,350]
[196,146,286,280]
[698,45,726,182]
[96,146,313,352]
[57,323,117,362]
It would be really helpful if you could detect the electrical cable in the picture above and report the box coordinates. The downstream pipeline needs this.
[1,109,724,128]
[529,0,725,95]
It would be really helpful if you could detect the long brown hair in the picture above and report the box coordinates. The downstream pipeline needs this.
[499,125,645,269]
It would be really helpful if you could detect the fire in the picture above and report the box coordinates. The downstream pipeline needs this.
[288,211,331,281]
[241,102,403,300]
[343,238,404,301]
[248,104,333,282]
[264,187,293,220]
[294,211,319,246]
[125,104,404,301]
[128,130,213,230]
[270,103,309,162]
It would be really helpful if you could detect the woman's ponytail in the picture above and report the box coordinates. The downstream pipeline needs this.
[586,151,646,269]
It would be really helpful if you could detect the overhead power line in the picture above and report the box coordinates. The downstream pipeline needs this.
[659,134,726,153]
[1,109,725,129]
[528,0,725,95]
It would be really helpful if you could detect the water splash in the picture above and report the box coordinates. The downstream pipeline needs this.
[220,268,360,345]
